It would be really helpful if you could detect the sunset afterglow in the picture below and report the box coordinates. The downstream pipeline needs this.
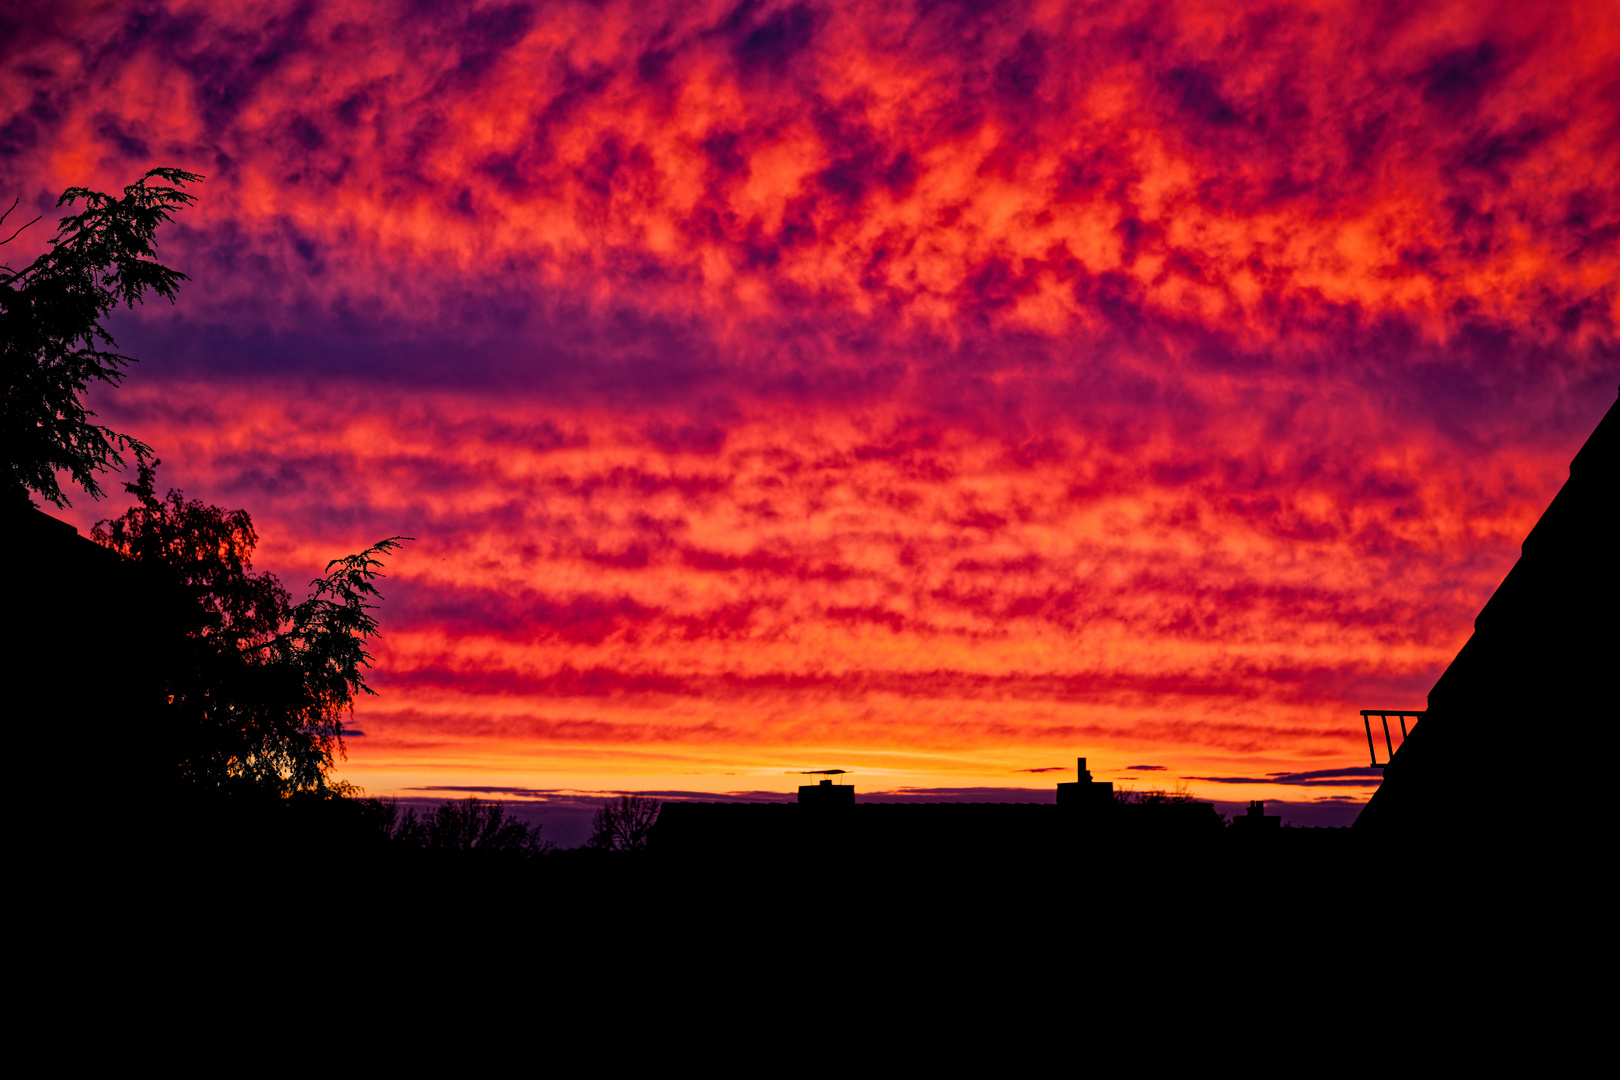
[7,0,1616,822]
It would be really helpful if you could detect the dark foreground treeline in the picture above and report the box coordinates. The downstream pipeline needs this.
[140,788,589,868]
[134,785,1335,873]
[50,780,1600,1006]
[117,782,1525,893]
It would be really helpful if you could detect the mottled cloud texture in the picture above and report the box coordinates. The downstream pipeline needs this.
[5,0,1616,801]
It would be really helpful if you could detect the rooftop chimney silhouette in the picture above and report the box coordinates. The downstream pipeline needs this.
[1055,756,1113,810]
[798,777,855,807]
[1232,799,1281,832]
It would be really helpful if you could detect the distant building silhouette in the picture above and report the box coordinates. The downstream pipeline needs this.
[1231,800,1281,832]
[1355,388,1619,835]
[650,757,1225,859]
[1056,757,1114,810]
[798,777,855,806]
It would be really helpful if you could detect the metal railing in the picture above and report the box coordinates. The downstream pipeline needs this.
[1360,709,1424,768]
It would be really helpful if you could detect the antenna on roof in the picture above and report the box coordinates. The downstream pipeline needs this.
[789,768,850,785]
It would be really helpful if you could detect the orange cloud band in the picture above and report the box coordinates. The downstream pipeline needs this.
[8,0,1615,804]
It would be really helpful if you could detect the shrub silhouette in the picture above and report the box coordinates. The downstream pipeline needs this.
[1115,779,1198,805]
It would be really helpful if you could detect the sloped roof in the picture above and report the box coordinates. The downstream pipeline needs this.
[1355,389,1619,833]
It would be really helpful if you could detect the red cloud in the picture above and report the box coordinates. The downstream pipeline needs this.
[6,0,1614,800]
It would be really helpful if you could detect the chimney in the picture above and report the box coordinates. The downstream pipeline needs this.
[1232,798,1281,832]
[1056,754,1113,810]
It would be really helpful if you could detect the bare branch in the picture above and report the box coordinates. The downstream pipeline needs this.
[0,203,41,246]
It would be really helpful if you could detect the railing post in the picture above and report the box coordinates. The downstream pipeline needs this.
[1358,709,1425,769]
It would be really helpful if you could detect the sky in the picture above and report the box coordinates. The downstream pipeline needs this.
[5,0,1617,829]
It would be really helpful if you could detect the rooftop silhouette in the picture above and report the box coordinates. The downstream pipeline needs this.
[649,757,1231,860]
[1355,387,1619,834]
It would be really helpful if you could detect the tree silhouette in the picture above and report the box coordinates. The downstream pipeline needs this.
[588,795,661,852]
[2,168,201,508]
[94,462,407,795]
[387,797,550,857]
